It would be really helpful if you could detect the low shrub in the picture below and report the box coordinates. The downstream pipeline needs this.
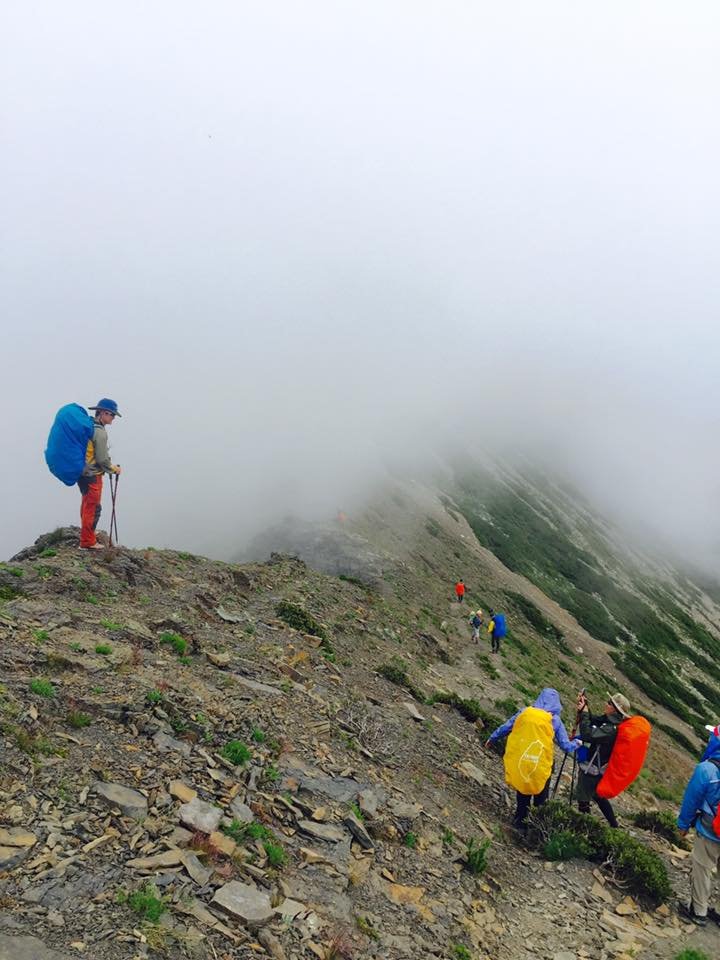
[543,829,592,860]
[95,643,112,655]
[632,810,688,848]
[429,691,501,732]
[527,802,671,903]
[403,832,418,849]
[377,658,426,702]
[674,950,710,960]
[276,600,327,640]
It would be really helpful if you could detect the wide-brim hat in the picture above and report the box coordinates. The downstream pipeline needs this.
[89,398,121,417]
[607,692,631,718]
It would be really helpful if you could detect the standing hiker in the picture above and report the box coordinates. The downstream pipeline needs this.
[454,580,466,603]
[79,398,122,550]
[677,724,720,926]
[485,688,580,829]
[575,691,631,828]
[487,608,507,653]
[470,609,483,641]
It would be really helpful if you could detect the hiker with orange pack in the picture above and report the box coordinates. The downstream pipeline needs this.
[454,580,466,603]
[575,691,650,828]
[485,688,581,830]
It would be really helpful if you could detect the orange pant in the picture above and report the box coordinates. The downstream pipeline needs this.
[78,475,103,546]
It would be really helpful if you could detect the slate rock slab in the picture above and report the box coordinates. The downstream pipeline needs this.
[180,797,222,833]
[93,782,148,819]
[0,933,72,959]
[297,820,346,843]
[212,880,274,927]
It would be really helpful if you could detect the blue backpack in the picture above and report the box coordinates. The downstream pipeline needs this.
[45,404,95,486]
[492,613,508,638]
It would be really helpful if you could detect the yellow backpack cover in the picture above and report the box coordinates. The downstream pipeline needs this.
[503,706,554,794]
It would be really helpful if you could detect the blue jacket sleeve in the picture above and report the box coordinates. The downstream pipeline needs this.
[488,711,520,742]
[552,716,579,754]
[678,764,710,831]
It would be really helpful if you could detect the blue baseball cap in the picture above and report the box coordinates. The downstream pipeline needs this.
[89,398,122,417]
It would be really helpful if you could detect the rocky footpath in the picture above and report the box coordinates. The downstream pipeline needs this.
[0,530,716,959]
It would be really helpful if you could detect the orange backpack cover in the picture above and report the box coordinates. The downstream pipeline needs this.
[596,716,651,799]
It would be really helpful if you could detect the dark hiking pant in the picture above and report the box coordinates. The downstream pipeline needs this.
[577,770,618,827]
[514,776,551,828]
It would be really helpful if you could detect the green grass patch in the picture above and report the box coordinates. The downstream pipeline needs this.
[146,689,163,704]
[33,629,49,642]
[403,832,418,849]
[221,819,274,844]
[67,710,92,729]
[30,678,55,698]
[124,884,166,923]
[451,946,472,960]
[221,740,251,766]
[263,839,287,868]
[464,837,490,875]
[95,643,112,655]
[100,619,124,631]
[160,631,187,655]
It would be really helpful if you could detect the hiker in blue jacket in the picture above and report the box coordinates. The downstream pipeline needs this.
[485,688,581,828]
[487,608,507,654]
[677,724,720,926]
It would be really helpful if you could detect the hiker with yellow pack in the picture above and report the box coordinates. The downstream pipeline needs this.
[485,688,581,830]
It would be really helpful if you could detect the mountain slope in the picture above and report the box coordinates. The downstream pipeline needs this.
[0,486,717,959]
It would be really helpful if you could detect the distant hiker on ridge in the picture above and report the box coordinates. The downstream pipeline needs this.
[485,688,581,830]
[487,608,507,653]
[676,723,720,926]
[79,399,122,550]
[470,609,483,641]
[454,580,466,603]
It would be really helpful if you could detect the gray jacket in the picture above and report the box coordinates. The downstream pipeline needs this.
[83,422,113,476]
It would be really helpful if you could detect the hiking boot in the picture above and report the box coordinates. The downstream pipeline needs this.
[706,906,720,925]
[679,902,708,926]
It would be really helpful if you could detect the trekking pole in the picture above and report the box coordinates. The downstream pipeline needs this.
[551,752,568,799]
[552,708,581,800]
[109,473,119,547]
[569,752,577,805]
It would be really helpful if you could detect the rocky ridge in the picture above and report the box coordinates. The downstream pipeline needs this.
[0,524,717,959]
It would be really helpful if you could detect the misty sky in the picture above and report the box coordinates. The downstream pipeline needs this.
[2,2,719,566]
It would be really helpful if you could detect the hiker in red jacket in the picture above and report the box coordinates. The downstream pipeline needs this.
[454,580,466,603]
